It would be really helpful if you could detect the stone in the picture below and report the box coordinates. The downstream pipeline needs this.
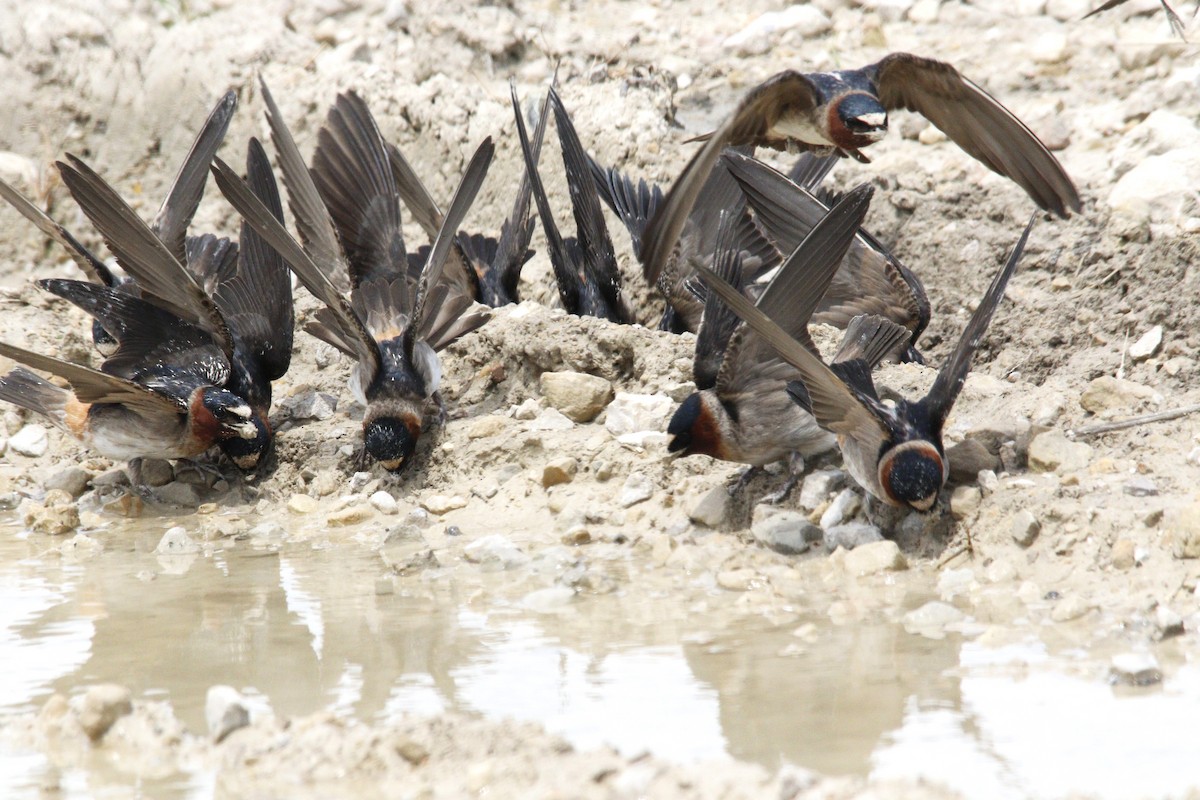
[521,586,575,613]
[44,468,91,498]
[79,684,133,741]
[368,491,398,514]
[156,482,203,507]
[538,371,613,423]
[1030,31,1069,64]
[842,540,907,575]
[1155,605,1185,639]
[421,494,467,515]
[561,527,591,545]
[799,469,845,511]
[205,685,250,743]
[396,739,429,765]
[1080,376,1159,414]
[938,568,975,599]
[1104,537,1132,568]
[463,534,528,569]
[946,439,1001,484]
[1168,503,1200,559]
[820,488,862,529]
[527,408,575,431]
[511,398,540,420]
[281,390,338,421]
[752,509,820,555]
[1011,510,1041,547]
[824,522,884,552]
[1027,431,1092,473]
[604,392,673,438]
[903,601,965,639]
[1112,110,1200,179]
[950,486,982,520]
[58,533,102,559]
[717,568,756,591]
[1050,594,1093,622]
[155,526,200,555]
[1110,653,1162,686]
[722,5,831,55]
[1124,476,1158,497]
[1128,325,1163,361]
[288,494,318,514]
[1108,147,1200,229]
[327,506,374,527]
[138,459,174,487]
[23,498,80,535]
[9,424,48,457]
[467,415,507,439]
[541,457,578,488]
[689,486,730,528]
[617,472,653,508]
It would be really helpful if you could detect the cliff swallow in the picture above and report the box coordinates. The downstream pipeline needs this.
[1084,0,1186,39]
[390,87,551,308]
[722,151,930,363]
[588,146,780,333]
[212,86,493,472]
[0,283,257,488]
[511,84,634,323]
[668,184,909,500]
[698,214,1036,511]
[642,53,1079,283]
[187,138,294,470]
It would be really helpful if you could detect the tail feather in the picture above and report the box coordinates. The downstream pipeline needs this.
[0,367,70,429]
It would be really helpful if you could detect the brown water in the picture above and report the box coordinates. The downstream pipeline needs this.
[2,511,1199,799]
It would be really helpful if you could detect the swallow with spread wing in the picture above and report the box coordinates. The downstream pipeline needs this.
[722,150,930,363]
[642,53,1079,284]
[212,83,493,472]
[511,84,634,323]
[0,283,257,489]
[698,214,1036,511]
[668,183,909,500]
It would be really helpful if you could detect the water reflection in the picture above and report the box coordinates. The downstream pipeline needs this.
[2,519,1199,799]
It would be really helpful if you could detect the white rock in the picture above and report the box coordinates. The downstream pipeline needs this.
[1155,605,1185,638]
[369,491,398,514]
[950,486,982,520]
[1111,110,1200,179]
[859,0,914,21]
[824,522,884,552]
[464,534,528,569]
[752,509,819,555]
[689,486,729,528]
[155,526,200,555]
[1031,31,1069,64]
[539,371,613,423]
[604,392,673,438]
[1128,325,1163,361]
[903,601,965,639]
[1110,652,1162,686]
[1028,431,1092,473]
[1011,510,1041,546]
[521,586,575,613]
[819,488,861,529]
[618,472,653,508]
[937,568,975,600]
[1045,0,1091,20]
[511,398,540,420]
[421,494,467,515]
[79,684,133,741]
[1108,147,1200,228]
[799,469,845,511]
[722,6,831,55]
[205,685,251,742]
[527,408,575,431]
[842,540,907,575]
[9,424,48,457]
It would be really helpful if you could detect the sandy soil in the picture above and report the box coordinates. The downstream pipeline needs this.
[2,0,1200,796]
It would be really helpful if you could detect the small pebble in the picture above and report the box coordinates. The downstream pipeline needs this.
[1011,510,1041,547]
[205,685,250,743]
[542,457,578,488]
[155,526,200,555]
[1110,653,1162,686]
[79,684,133,741]
[368,490,398,514]
[617,473,653,508]
[288,494,318,514]
[689,486,729,528]
[421,495,467,515]
[1112,539,1136,570]
[1155,605,1185,639]
[326,506,374,527]
[842,540,907,575]
[9,424,48,457]
[819,488,861,529]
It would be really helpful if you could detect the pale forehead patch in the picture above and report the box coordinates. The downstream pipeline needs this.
[855,112,887,128]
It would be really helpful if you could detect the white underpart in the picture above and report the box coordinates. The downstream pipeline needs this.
[856,112,887,128]
[773,115,833,147]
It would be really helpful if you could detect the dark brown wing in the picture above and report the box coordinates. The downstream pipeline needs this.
[0,176,115,286]
[56,155,236,359]
[387,141,442,240]
[211,155,382,385]
[692,211,746,391]
[870,53,1081,218]
[926,213,1036,428]
[153,90,237,265]
[312,91,407,293]
[639,71,819,285]
[259,77,351,293]
[0,341,185,414]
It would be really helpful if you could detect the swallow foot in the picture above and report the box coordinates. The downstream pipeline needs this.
[727,466,762,496]
[759,453,805,505]
[432,391,448,427]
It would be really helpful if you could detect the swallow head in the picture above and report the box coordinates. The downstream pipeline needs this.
[878,439,946,512]
[364,415,419,473]
[199,387,258,440]
[220,413,272,470]
[830,93,889,147]
[667,392,728,459]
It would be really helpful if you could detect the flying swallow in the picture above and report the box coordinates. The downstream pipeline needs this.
[667,184,909,500]
[698,213,1037,511]
[212,85,493,471]
[722,151,930,363]
[0,282,257,490]
[642,53,1079,284]
[511,84,634,324]
[588,145,780,333]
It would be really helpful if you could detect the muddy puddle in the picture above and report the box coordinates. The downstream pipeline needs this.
[3,509,1198,799]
